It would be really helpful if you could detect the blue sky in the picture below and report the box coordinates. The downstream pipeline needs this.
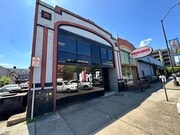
[0,0,180,68]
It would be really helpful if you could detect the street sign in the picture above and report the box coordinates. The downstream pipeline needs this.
[32,57,40,67]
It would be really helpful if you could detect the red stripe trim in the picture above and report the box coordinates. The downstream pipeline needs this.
[41,27,48,89]
[29,1,39,90]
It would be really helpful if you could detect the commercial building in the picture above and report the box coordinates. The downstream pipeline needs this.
[28,0,121,117]
[138,56,164,78]
[117,38,138,80]
[28,0,165,118]
[151,48,175,67]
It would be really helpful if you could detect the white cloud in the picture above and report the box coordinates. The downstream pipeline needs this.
[139,38,152,47]
[0,63,14,68]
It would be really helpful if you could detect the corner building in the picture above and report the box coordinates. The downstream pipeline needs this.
[27,0,121,117]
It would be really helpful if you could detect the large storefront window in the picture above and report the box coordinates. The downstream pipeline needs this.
[56,64,104,100]
[56,28,113,104]
[120,50,136,65]
[121,50,138,81]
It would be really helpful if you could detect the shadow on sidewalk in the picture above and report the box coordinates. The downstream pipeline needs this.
[52,81,163,135]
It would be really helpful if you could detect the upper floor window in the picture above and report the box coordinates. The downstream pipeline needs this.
[77,41,91,56]
[101,48,107,59]
[58,35,76,53]
[92,45,100,58]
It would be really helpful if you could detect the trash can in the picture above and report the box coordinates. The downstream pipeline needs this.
[118,79,125,91]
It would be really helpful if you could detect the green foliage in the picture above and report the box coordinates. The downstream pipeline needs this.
[177,48,180,55]
[0,76,11,86]
[166,66,180,73]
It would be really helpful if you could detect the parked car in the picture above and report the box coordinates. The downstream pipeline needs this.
[0,88,17,97]
[1,84,21,93]
[70,80,93,90]
[19,82,29,89]
[57,81,78,93]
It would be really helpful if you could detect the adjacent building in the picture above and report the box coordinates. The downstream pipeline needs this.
[0,66,29,83]
[117,38,138,80]
[138,56,164,78]
[151,48,175,67]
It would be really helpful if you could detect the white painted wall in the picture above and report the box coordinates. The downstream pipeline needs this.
[138,62,154,78]
[33,26,43,84]
[45,29,54,83]
[60,26,111,46]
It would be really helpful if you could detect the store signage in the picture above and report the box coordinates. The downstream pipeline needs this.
[32,57,40,67]
[130,46,153,59]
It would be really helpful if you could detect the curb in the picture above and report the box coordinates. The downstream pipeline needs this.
[7,112,26,127]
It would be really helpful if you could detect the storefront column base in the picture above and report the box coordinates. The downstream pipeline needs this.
[26,89,54,119]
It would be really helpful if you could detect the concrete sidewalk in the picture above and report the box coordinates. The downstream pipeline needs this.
[165,79,180,90]
[1,81,179,135]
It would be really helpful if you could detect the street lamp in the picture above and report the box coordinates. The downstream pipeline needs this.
[161,2,180,86]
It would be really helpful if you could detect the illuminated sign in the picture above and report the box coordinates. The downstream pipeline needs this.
[130,46,153,59]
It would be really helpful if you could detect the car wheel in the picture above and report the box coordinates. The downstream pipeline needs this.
[66,88,71,93]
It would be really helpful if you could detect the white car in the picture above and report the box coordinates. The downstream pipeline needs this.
[1,84,21,92]
[70,80,93,90]
[57,81,78,93]
[0,88,17,97]
[19,82,29,89]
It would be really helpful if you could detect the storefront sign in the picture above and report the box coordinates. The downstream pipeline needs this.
[130,46,153,59]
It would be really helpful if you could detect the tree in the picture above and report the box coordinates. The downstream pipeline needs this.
[0,76,11,86]
[177,48,180,55]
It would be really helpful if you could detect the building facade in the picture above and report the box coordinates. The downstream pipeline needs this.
[0,66,9,77]
[138,56,164,78]
[117,38,138,80]
[29,0,168,118]
[0,66,29,83]
[28,0,122,117]
[151,48,175,67]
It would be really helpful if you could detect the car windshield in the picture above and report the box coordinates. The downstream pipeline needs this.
[2,84,18,88]
[0,88,9,93]
[64,81,70,85]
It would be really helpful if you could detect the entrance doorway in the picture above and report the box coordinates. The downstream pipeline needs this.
[103,68,110,91]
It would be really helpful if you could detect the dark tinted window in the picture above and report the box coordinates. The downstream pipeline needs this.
[108,50,113,60]
[58,35,76,53]
[92,58,101,66]
[77,55,91,65]
[58,52,76,63]
[92,45,100,58]
[101,48,107,59]
[77,41,91,56]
